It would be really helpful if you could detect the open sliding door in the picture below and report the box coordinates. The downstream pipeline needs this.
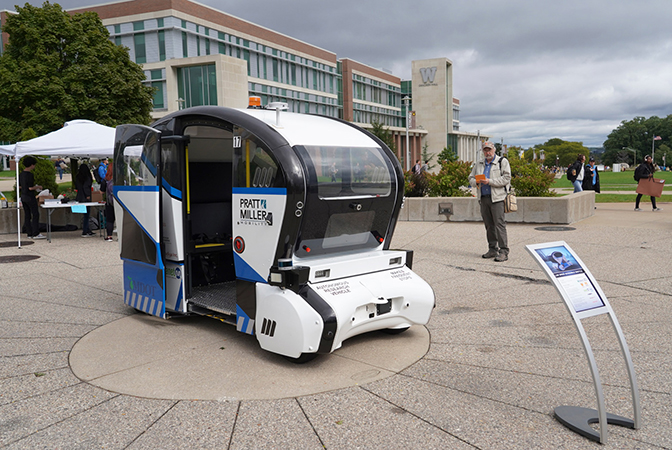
[113,125,166,318]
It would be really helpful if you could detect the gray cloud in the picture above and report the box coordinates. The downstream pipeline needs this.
[2,0,670,147]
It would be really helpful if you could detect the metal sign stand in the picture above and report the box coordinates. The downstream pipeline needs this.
[526,241,641,444]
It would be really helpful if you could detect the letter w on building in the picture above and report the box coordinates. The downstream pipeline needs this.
[420,67,437,84]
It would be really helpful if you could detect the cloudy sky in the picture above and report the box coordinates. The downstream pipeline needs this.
[2,0,671,147]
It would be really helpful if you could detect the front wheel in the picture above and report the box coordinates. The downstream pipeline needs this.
[283,353,318,364]
[381,326,410,335]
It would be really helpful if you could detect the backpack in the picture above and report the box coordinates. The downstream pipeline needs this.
[497,158,517,213]
[633,165,644,181]
[566,163,577,182]
[94,164,107,192]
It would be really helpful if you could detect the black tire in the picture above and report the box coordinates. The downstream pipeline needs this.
[381,326,410,335]
[284,352,318,364]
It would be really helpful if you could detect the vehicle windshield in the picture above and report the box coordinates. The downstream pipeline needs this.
[300,146,391,198]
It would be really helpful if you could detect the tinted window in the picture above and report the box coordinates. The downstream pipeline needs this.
[302,146,391,198]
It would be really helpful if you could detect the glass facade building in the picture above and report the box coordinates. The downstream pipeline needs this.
[103,13,341,118]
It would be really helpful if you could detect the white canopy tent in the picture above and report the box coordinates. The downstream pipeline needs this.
[2,119,116,247]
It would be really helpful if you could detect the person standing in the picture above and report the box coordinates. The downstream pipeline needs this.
[19,156,46,239]
[634,155,662,211]
[582,156,600,193]
[104,163,115,241]
[412,159,422,175]
[55,158,65,180]
[97,158,108,183]
[329,162,338,182]
[568,154,586,193]
[75,162,94,237]
[469,142,512,262]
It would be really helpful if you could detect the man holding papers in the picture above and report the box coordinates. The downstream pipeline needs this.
[469,142,512,262]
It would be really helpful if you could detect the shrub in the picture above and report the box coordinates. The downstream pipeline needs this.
[509,157,556,197]
[15,155,58,199]
[426,160,473,197]
[404,170,428,197]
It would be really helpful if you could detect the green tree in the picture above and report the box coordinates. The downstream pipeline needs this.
[437,146,457,164]
[370,120,396,150]
[0,2,154,142]
[420,141,436,171]
[533,138,589,168]
[602,115,672,166]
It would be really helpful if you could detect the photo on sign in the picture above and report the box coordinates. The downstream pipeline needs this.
[535,246,581,275]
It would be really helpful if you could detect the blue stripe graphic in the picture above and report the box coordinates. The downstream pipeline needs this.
[232,187,287,195]
[233,253,266,283]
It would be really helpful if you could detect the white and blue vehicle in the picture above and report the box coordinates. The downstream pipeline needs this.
[113,104,434,362]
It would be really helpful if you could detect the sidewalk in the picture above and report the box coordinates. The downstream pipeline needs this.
[0,205,670,449]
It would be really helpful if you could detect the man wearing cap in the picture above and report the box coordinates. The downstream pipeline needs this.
[469,142,512,262]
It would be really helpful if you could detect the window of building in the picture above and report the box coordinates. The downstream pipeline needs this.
[114,24,121,34]
[243,49,250,76]
[133,21,144,31]
[157,18,164,28]
[177,64,217,108]
[134,33,146,64]
[158,30,166,61]
[152,81,165,109]
[115,36,122,46]
[182,32,188,58]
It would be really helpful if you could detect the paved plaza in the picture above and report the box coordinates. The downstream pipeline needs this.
[0,203,670,449]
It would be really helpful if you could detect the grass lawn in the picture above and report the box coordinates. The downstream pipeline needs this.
[553,169,672,190]
[596,194,672,203]
[553,170,672,202]
[0,170,16,178]
[551,170,672,191]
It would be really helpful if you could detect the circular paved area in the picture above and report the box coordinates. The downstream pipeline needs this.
[70,314,430,401]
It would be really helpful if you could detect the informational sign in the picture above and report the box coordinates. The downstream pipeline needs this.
[531,244,605,314]
[526,241,641,444]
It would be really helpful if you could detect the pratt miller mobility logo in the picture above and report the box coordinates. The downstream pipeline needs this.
[419,66,438,86]
[239,197,273,226]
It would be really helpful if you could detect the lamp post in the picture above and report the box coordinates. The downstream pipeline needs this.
[623,147,636,167]
[402,96,411,171]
